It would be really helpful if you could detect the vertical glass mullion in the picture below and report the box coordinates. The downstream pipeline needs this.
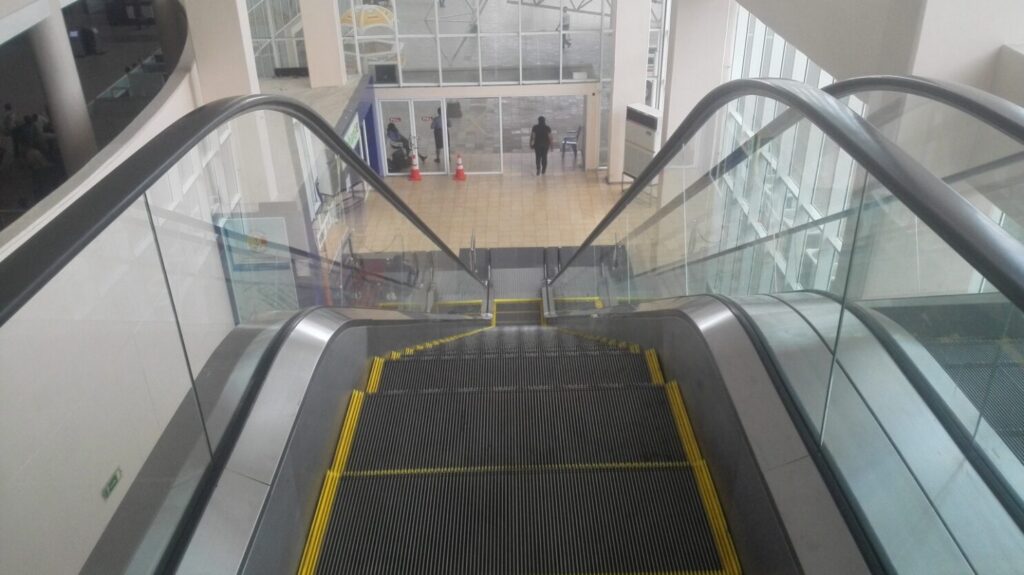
[393,0,404,85]
[818,170,870,444]
[558,0,564,83]
[475,0,483,85]
[518,0,523,84]
[352,0,364,75]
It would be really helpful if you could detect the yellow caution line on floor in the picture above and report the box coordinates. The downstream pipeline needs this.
[492,298,545,326]
[344,460,690,478]
[435,299,484,307]
[551,296,605,310]
[666,382,741,575]
[645,349,666,385]
[297,390,365,575]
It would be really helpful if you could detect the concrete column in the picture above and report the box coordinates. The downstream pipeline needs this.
[993,44,1024,106]
[661,0,732,143]
[153,0,187,70]
[28,0,97,174]
[299,0,348,87]
[607,0,650,183]
[584,90,600,170]
[183,0,259,102]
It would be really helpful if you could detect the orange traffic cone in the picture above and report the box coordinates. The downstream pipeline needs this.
[408,148,422,181]
[453,154,467,181]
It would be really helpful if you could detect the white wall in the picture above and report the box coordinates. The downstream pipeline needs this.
[0,198,195,575]
[182,0,259,101]
[0,0,46,44]
[662,0,733,138]
[911,0,1024,91]
[993,44,1024,107]
[737,0,925,79]
[607,0,650,182]
[0,6,256,570]
[738,0,1024,94]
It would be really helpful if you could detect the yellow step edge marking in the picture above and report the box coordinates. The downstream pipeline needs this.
[665,382,702,462]
[645,349,666,385]
[296,470,339,575]
[331,391,365,472]
[666,382,740,575]
[366,357,384,394]
[695,461,742,575]
[344,460,689,478]
[629,343,641,353]
[572,571,723,575]
[298,390,365,575]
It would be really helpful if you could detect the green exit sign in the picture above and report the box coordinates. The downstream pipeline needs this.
[102,467,122,500]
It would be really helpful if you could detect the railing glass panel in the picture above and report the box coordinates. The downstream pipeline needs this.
[549,83,1024,572]
[0,102,484,573]
[844,89,1024,243]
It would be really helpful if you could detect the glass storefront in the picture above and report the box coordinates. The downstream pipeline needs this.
[339,0,615,87]
[378,95,584,176]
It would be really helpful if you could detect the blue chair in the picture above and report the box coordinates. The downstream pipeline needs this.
[561,125,582,163]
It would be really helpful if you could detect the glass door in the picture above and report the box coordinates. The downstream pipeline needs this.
[447,97,503,174]
[413,99,447,174]
[379,100,414,176]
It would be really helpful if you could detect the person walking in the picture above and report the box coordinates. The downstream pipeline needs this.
[0,103,14,168]
[12,115,34,161]
[560,7,571,49]
[2,104,18,162]
[431,108,445,163]
[530,116,553,176]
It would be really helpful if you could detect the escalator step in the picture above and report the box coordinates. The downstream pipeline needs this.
[377,353,652,392]
[348,387,687,471]
[316,467,722,575]
[410,326,616,357]
[399,349,639,360]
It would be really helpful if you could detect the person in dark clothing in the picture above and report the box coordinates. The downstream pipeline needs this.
[12,115,34,160]
[530,116,553,175]
[431,108,445,163]
[1,103,14,165]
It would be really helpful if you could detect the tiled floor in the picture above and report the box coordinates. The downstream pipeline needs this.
[400,152,626,252]
[325,153,629,257]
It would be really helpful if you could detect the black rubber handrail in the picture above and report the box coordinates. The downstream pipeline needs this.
[549,77,1024,315]
[632,148,1024,282]
[825,75,1024,146]
[0,94,487,326]
[610,75,1024,274]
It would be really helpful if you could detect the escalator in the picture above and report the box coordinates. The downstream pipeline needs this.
[298,323,738,574]
[4,74,1024,575]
